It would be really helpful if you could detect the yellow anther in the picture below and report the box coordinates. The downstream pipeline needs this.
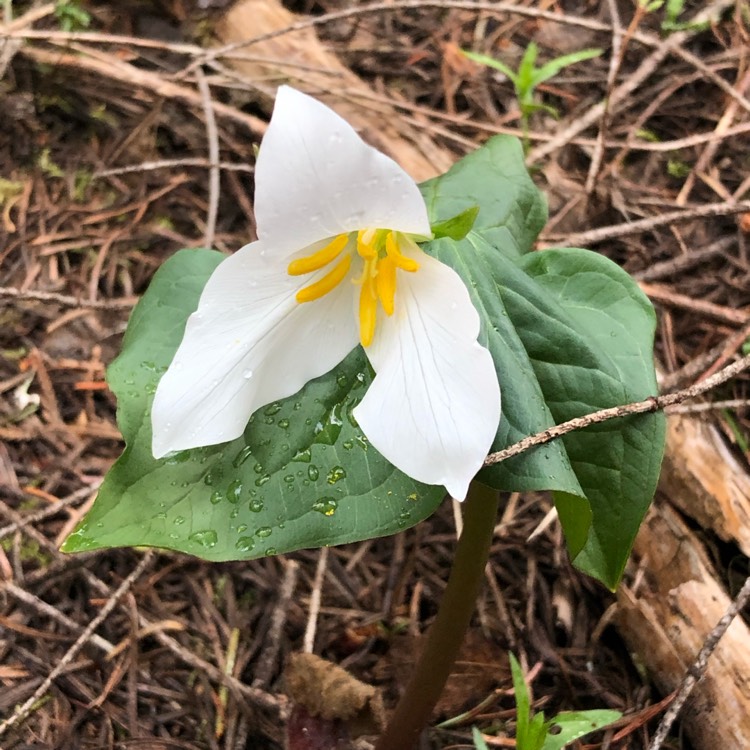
[288,234,349,276]
[296,254,352,303]
[375,256,397,316]
[385,232,419,273]
[359,271,378,347]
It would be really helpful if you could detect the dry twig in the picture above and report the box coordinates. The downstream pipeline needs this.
[550,200,750,247]
[196,67,221,249]
[484,354,750,467]
[0,551,154,738]
[648,574,750,750]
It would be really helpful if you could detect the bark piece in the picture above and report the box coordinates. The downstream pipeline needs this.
[215,0,455,181]
[661,413,750,555]
[616,503,750,749]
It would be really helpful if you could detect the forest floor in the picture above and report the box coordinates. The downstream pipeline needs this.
[1,1,749,748]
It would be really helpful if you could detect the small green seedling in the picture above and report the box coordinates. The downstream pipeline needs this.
[472,654,621,750]
[640,0,711,32]
[462,43,601,150]
[54,0,91,31]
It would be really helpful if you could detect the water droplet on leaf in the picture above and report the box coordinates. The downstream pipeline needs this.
[326,466,346,484]
[312,497,338,516]
[235,536,255,552]
[226,479,243,503]
[233,446,253,468]
[189,529,218,548]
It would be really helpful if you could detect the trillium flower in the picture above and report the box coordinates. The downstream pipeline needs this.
[151,86,500,500]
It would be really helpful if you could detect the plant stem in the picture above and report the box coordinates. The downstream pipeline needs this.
[374,481,500,750]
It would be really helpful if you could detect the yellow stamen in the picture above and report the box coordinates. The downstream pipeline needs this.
[385,232,420,272]
[296,254,352,303]
[356,229,377,260]
[359,262,378,347]
[375,256,397,316]
[288,234,349,276]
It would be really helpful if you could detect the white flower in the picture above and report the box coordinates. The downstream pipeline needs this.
[151,86,500,500]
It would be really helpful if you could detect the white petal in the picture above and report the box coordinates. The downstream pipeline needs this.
[254,86,431,255]
[354,252,500,500]
[152,241,358,457]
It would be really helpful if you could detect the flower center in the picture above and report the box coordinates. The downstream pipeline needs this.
[288,229,419,347]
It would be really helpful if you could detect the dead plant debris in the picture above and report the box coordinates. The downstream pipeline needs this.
[1,0,748,748]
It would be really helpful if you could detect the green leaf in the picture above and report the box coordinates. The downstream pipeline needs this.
[62,249,444,561]
[527,713,550,750]
[509,653,532,746]
[471,727,490,750]
[421,136,666,587]
[541,710,622,750]
[461,49,519,83]
[516,43,539,95]
[530,48,602,87]
[431,205,479,240]
[420,136,547,262]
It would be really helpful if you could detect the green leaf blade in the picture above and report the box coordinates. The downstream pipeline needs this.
[421,138,666,588]
[461,49,519,83]
[530,48,603,87]
[63,249,444,560]
[541,710,622,750]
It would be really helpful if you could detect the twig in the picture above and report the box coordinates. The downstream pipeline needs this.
[196,67,221,249]
[661,317,750,390]
[483,354,750,467]
[94,158,253,178]
[0,2,53,31]
[584,0,623,194]
[550,200,750,247]
[633,237,735,282]
[303,547,329,654]
[676,66,750,206]
[252,559,300,688]
[527,0,737,164]
[0,500,283,717]
[196,1,615,72]
[18,45,266,134]
[4,581,114,653]
[0,484,99,541]
[648,573,750,750]
[639,282,749,326]
[0,551,154,738]
[666,399,750,414]
[0,286,138,309]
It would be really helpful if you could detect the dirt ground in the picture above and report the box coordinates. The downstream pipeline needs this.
[1,0,749,748]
